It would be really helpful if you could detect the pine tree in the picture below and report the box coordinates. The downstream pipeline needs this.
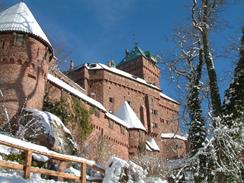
[222,29,244,126]
[187,48,206,155]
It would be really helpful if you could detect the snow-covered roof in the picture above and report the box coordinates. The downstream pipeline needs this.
[146,144,152,151]
[161,133,187,141]
[0,2,51,47]
[146,138,160,152]
[47,74,106,112]
[160,92,179,104]
[85,63,160,90]
[105,112,129,128]
[114,101,146,131]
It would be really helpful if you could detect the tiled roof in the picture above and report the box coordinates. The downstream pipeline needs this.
[0,2,51,47]
[119,46,157,65]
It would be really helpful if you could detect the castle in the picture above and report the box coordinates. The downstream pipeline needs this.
[0,2,187,161]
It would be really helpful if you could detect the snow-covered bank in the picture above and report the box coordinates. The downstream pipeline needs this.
[103,157,168,183]
[0,170,67,183]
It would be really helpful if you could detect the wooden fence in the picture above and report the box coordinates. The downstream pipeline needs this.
[0,138,105,183]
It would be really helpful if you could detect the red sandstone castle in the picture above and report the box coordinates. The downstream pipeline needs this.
[0,2,187,161]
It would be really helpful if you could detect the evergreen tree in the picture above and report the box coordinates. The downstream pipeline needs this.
[222,29,244,126]
[187,48,206,155]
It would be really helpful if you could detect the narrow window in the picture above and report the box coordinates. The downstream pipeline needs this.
[109,97,114,103]
[36,48,40,57]
[15,34,25,46]
[108,119,113,129]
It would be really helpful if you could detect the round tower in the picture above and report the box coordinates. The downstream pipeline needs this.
[0,2,53,124]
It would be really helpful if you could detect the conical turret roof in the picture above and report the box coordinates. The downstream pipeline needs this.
[115,101,146,131]
[0,2,51,48]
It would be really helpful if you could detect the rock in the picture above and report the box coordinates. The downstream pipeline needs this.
[15,108,77,155]
[103,156,147,183]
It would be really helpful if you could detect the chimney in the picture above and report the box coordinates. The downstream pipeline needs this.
[107,60,115,67]
[125,49,129,56]
[69,60,74,71]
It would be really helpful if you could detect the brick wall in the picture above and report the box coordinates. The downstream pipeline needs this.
[67,65,186,159]
[117,56,160,87]
[0,33,50,123]
[45,81,129,161]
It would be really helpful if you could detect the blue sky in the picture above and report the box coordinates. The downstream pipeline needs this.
[3,0,244,131]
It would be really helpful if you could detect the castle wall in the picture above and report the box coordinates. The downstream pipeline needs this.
[67,65,186,159]
[45,81,129,161]
[117,57,160,87]
[0,33,50,122]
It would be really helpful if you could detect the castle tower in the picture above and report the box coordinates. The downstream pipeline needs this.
[117,45,160,87]
[0,2,53,123]
[115,101,146,156]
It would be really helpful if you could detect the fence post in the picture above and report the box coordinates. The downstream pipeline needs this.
[23,150,32,179]
[80,162,86,183]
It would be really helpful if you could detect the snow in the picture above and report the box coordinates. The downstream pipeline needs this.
[161,133,187,141]
[114,101,146,131]
[32,153,49,162]
[146,138,160,151]
[160,92,179,104]
[85,63,160,90]
[146,144,152,151]
[0,133,96,166]
[0,145,12,155]
[64,166,80,176]
[0,171,67,183]
[103,157,146,183]
[144,177,168,183]
[24,108,71,137]
[105,112,129,128]
[47,74,106,112]
[0,2,51,47]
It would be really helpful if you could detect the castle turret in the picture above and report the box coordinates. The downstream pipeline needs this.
[117,45,160,87]
[0,2,53,123]
[114,101,146,156]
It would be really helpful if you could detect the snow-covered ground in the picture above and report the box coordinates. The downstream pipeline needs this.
[0,170,67,183]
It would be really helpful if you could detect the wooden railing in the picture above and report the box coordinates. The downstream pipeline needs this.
[0,138,105,183]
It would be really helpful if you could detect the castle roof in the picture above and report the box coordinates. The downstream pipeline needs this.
[84,63,160,90]
[0,2,51,48]
[115,101,146,131]
[146,137,160,152]
[47,74,106,112]
[118,45,157,66]
[161,133,187,141]
[160,92,179,104]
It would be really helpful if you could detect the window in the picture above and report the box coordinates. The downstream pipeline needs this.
[108,119,113,129]
[1,41,5,49]
[94,109,100,117]
[160,118,164,123]
[45,50,51,61]
[152,122,158,128]
[15,33,25,46]
[120,126,125,135]
[153,109,158,115]
[109,97,114,103]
